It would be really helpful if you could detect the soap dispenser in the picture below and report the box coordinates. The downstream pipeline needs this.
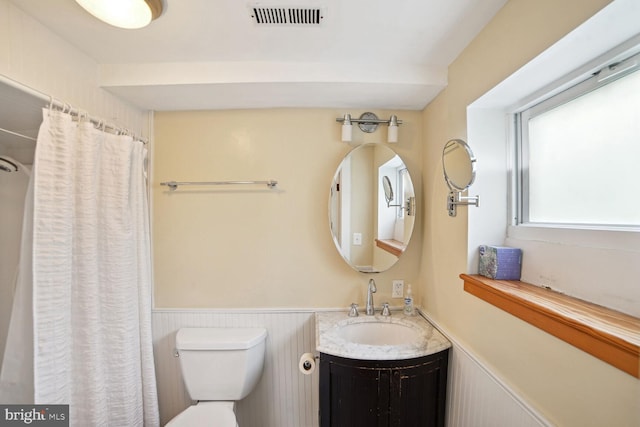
[404,284,415,316]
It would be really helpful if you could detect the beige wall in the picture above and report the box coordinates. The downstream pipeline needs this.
[152,1,639,424]
[421,0,639,426]
[152,108,423,308]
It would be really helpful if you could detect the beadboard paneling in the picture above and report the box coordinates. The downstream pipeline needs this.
[445,335,551,427]
[152,310,319,427]
[153,309,550,427]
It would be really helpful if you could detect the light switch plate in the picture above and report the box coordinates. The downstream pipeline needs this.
[353,233,362,245]
[392,280,404,298]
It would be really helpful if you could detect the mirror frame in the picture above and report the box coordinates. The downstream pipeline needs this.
[442,138,477,192]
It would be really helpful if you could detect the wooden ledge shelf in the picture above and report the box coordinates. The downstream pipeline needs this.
[375,239,405,257]
[461,274,640,378]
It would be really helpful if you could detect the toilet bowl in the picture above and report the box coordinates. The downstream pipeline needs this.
[165,327,267,427]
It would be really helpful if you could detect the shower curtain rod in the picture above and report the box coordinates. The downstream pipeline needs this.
[0,126,37,142]
[0,74,147,144]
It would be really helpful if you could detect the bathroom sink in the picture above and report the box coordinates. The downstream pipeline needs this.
[336,321,421,346]
[316,311,451,360]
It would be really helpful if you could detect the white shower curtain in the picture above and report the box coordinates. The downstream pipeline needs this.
[1,109,159,426]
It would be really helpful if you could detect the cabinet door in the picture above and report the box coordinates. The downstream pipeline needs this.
[320,351,449,427]
[320,358,390,427]
[389,358,447,427]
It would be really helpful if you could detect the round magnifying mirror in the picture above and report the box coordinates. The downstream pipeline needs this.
[442,139,476,191]
[382,176,394,206]
[329,143,416,273]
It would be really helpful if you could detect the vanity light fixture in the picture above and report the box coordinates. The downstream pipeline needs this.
[75,0,163,29]
[336,112,403,143]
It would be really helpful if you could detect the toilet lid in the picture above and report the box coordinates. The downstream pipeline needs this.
[165,402,237,427]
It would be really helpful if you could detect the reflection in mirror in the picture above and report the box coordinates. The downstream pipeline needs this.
[329,144,416,273]
[383,175,416,215]
[442,139,479,217]
[382,176,394,206]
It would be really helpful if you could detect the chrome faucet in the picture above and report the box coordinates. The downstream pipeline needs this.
[366,278,377,315]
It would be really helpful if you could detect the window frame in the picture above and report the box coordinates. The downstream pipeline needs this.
[513,50,640,230]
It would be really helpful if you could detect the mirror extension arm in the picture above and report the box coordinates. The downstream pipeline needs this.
[447,191,479,217]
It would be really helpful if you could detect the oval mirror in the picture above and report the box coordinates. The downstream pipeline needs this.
[329,143,416,273]
[442,139,476,191]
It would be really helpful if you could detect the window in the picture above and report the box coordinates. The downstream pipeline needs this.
[462,3,640,374]
[498,40,640,318]
[396,168,408,219]
[515,51,640,228]
[378,156,405,240]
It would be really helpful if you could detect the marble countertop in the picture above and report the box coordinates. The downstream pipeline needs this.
[315,310,451,360]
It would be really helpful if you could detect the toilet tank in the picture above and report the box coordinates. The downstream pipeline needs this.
[175,327,267,401]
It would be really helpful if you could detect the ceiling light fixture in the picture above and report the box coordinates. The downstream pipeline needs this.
[75,0,163,29]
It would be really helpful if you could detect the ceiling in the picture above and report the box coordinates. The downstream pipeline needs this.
[9,0,507,111]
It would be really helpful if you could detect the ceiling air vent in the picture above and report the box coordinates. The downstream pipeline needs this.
[249,5,325,25]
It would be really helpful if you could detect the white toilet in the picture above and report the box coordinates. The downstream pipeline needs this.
[166,327,267,427]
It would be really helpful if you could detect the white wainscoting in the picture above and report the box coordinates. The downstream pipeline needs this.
[152,309,319,427]
[445,340,551,427]
[152,309,550,427]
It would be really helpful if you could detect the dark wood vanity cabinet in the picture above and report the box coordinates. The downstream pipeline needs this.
[319,349,449,427]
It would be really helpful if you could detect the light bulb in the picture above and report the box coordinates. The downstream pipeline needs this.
[341,114,352,142]
[387,115,399,143]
